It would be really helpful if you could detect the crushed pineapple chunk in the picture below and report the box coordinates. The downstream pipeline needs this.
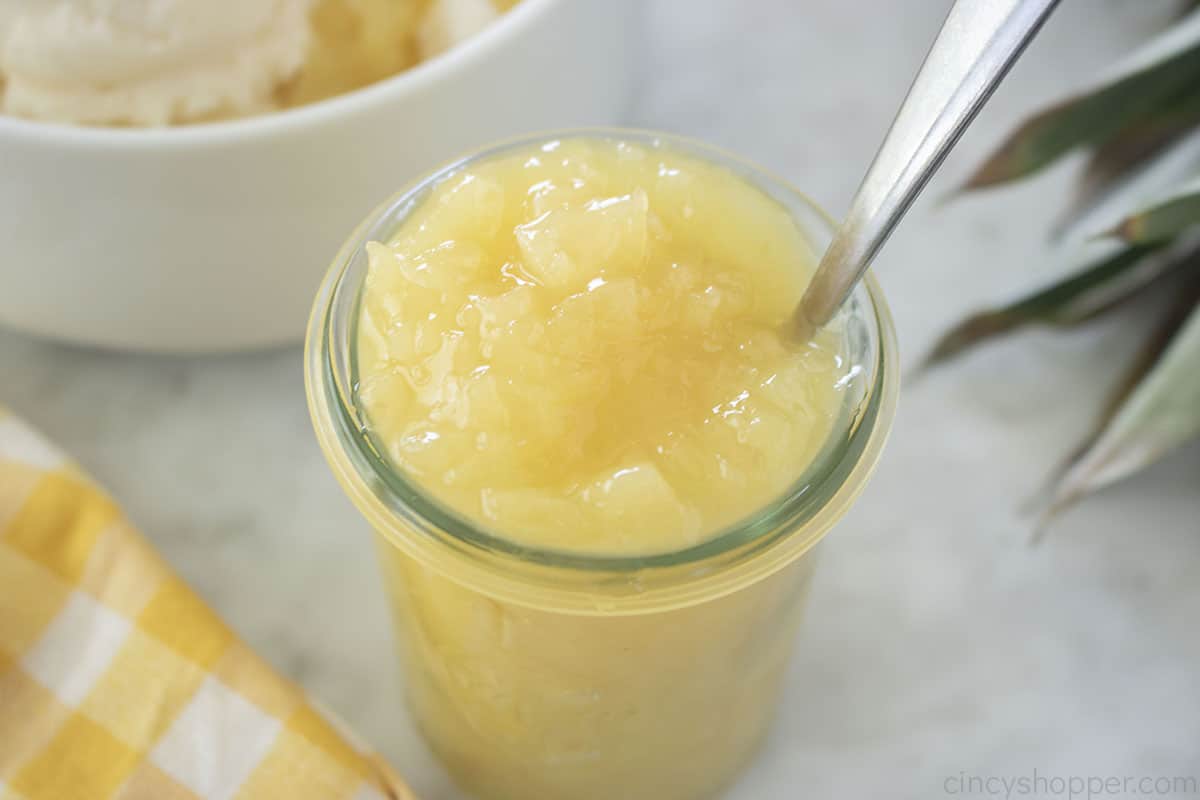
[357,138,848,554]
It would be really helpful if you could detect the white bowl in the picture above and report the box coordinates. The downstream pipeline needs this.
[0,0,637,353]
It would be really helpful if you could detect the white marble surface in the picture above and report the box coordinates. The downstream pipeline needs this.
[3,1,1199,797]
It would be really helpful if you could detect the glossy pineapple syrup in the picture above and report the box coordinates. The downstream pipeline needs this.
[340,136,862,800]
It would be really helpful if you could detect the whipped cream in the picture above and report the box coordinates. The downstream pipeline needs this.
[0,0,509,126]
[0,0,310,125]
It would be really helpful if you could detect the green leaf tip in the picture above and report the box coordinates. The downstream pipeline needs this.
[964,10,1200,191]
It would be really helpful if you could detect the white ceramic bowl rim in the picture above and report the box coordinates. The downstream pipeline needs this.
[0,0,558,150]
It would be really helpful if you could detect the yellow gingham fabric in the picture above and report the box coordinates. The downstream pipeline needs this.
[0,408,414,800]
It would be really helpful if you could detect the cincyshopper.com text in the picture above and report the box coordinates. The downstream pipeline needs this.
[944,770,1198,799]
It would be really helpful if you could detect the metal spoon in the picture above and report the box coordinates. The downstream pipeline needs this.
[795,0,1061,332]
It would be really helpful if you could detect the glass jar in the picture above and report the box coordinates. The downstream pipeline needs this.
[305,130,899,800]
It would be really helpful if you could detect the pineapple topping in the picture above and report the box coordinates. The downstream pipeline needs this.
[357,138,849,555]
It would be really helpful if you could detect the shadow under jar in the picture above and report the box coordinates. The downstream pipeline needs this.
[305,130,899,800]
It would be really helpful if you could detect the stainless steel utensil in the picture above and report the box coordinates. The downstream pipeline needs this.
[796,0,1061,331]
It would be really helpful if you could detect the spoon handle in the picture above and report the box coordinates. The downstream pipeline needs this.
[797,0,1061,329]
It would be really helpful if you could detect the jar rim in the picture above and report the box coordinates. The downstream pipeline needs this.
[305,127,900,614]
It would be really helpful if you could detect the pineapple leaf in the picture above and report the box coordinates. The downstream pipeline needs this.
[1107,175,1200,243]
[1056,87,1200,236]
[1040,297,1200,526]
[1026,270,1200,527]
[920,243,1170,368]
[963,9,1200,189]
[1057,127,1200,245]
[1063,242,1200,323]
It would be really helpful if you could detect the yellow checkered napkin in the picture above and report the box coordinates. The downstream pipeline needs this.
[0,408,414,800]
